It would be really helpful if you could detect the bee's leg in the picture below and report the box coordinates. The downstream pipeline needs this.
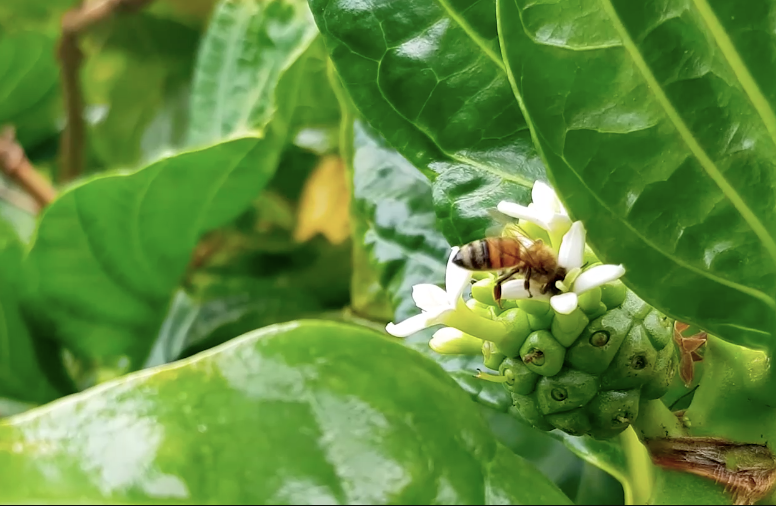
[524,267,533,298]
[494,267,521,308]
[493,283,503,310]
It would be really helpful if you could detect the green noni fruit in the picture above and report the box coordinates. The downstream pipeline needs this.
[491,281,676,439]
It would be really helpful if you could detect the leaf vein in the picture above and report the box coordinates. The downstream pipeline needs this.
[599,0,776,269]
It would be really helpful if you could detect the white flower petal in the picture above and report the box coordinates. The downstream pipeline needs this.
[551,292,579,315]
[558,221,586,270]
[446,247,472,305]
[532,181,563,214]
[497,201,552,231]
[499,279,552,301]
[573,264,626,294]
[412,284,449,312]
[385,312,437,337]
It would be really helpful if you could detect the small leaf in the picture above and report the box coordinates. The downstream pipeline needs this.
[0,320,571,505]
[497,0,776,349]
[310,0,546,244]
[23,0,320,372]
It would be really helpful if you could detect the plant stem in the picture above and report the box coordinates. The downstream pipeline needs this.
[0,126,57,211]
[633,398,686,440]
[57,0,157,183]
[619,427,654,506]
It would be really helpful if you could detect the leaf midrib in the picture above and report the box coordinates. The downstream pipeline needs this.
[598,0,776,270]
[436,0,504,70]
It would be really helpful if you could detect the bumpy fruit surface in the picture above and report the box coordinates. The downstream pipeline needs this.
[488,283,676,439]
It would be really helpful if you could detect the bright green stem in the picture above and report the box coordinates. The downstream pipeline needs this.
[632,399,686,440]
[445,302,512,347]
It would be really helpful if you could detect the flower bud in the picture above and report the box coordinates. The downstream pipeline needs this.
[471,278,498,307]
[466,298,496,320]
[429,327,483,355]
[577,287,602,314]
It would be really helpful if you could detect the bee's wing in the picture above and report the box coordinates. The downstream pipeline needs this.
[483,208,511,237]
[484,208,537,243]
[487,234,540,269]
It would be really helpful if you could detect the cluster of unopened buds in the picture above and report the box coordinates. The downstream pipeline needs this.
[386,182,627,352]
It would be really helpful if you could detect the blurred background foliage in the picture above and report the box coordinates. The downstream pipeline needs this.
[0,0,626,503]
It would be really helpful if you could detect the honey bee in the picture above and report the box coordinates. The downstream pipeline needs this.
[452,225,566,306]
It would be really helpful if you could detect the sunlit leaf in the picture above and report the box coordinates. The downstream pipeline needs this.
[309,0,546,244]
[0,320,571,505]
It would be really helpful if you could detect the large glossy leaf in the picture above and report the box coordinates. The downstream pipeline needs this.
[0,220,65,405]
[343,111,513,411]
[497,0,776,349]
[0,320,571,505]
[0,31,60,148]
[22,0,319,373]
[350,118,448,321]
[309,0,546,244]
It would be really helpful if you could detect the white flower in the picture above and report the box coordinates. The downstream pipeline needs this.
[385,247,473,337]
[500,220,626,314]
[497,181,572,245]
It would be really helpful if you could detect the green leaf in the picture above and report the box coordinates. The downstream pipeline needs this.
[0,0,77,34]
[309,0,546,244]
[339,97,512,410]
[176,279,324,362]
[497,0,776,349]
[0,31,61,148]
[0,220,65,404]
[573,463,625,506]
[22,0,319,372]
[187,0,317,147]
[0,320,571,505]
[83,13,200,169]
[552,428,652,505]
[349,118,449,321]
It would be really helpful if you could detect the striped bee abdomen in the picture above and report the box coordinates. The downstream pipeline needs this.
[453,237,526,271]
